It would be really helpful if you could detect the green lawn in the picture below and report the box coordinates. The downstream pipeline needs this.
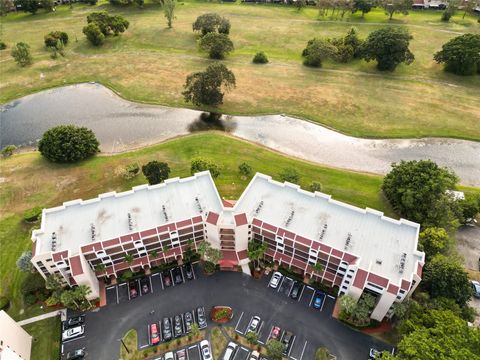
[1,133,479,321]
[0,1,479,140]
[22,316,61,360]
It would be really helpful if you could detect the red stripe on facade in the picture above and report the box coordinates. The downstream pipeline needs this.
[206,212,219,225]
[401,280,411,290]
[277,228,286,237]
[310,241,320,251]
[353,269,368,288]
[262,222,277,233]
[334,276,342,286]
[237,250,248,261]
[103,238,120,248]
[192,216,203,224]
[32,240,37,257]
[176,219,192,229]
[70,255,84,276]
[367,273,389,288]
[81,244,95,253]
[291,257,307,271]
[234,213,248,226]
[283,230,295,240]
[319,244,331,254]
[331,248,343,258]
[324,271,335,281]
[52,250,68,262]
[140,228,157,238]
[295,235,312,247]
[416,263,423,277]
[387,283,399,295]
[342,253,357,264]
[114,262,129,272]
[120,235,132,243]
[93,242,103,251]
[157,224,170,233]
[252,218,262,227]
[266,248,275,257]
[131,232,141,241]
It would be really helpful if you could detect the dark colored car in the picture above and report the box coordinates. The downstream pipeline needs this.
[184,311,194,333]
[184,263,194,280]
[163,271,172,287]
[150,323,160,345]
[197,306,207,329]
[65,349,85,360]
[162,317,172,341]
[62,315,85,331]
[312,291,325,309]
[140,277,150,295]
[172,267,183,285]
[129,281,139,299]
[174,314,183,337]
[290,282,303,300]
[281,331,294,356]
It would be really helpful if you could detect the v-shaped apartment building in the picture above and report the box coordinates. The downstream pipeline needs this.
[31,172,425,321]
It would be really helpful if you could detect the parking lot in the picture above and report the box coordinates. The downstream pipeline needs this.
[61,265,393,360]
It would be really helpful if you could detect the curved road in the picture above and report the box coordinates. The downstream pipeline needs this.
[1,83,479,186]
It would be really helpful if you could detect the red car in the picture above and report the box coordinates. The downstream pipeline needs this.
[150,323,160,345]
[270,326,281,340]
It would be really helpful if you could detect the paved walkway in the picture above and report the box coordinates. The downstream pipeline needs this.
[17,308,66,326]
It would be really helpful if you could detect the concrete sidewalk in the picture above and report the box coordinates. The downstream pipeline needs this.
[17,309,66,326]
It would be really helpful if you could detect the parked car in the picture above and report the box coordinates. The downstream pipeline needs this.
[197,306,207,329]
[162,317,172,341]
[248,316,261,333]
[163,271,172,287]
[249,350,260,360]
[174,314,183,337]
[62,315,85,330]
[270,326,281,340]
[140,277,150,295]
[312,291,325,309]
[472,280,480,299]
[281,331,294,356]
[223,342,238,360]
[200,340,212,360]
[369,348,380,359]
[165,351,174,360]
[269,272,282,288]
[172,267,183,285]
[150,323,160,345]
[129,281,139,299]
[176,349,187,360]
[184,263,194,280]
[65,348,85,360]
[184,311,194,333]
[62,325,85,341]
[290,282,303,300]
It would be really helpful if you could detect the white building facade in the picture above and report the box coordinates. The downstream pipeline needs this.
[0,311,32,360]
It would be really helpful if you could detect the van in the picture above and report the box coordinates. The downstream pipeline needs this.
[223,342,238,360]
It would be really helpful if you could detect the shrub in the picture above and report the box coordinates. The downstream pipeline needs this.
[191,158,220,178]
[24,293,37,306]
[83,23,105,46]
[302,38,337,67]
[141,161,171,185]
[124,163,140,179]
[279,168,300,183]
[0,42,6,50]
[199,32,234,59]
[0,296,10,311]
[308,181,322,192]
[44,31,69,48]
[24,207,42,223]
[1,144,16,158]
[11,42,32,67]
[16,250,33,272]
[192,13,230,36]
[315,348,330,360]
[238,162,253,176]
[434,34,480,76]
[87,11,129,36]
[38,125,100,163]
[21,273,46,295]
[253,51,268,64]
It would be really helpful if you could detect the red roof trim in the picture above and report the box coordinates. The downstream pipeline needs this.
[140,228,157,238]
[319,244,331,254]
[342,253,357,264]
[331,248,343,258]
[206,212,219,225]
[416,263,423,277]
[81,244,95,254]
[262,222,277,233]
[103,238,120,248]
[70,256,84,276]
[295,235,312,246]
[234,213,248,227]
[192,216,203,224]
[401,280,411,290]
[252,218,262,227]
[387,284,399,295]
[176,219,192,229]
[157,224,170,233]
[367,273,389,288]
[237,250,248,261]
[353,269,368,288]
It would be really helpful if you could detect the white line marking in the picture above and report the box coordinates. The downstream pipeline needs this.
[116,285,119,304]
[197,344,202,359]
[267,325,274,341]
[62,335,85,344]
[298,341,308,360]
[180,267,185,283]
[61,344,64,353]
[189,345,197,350]
[138,279,142,296]
[127,284,131,301]
[290,357,298,360]
[241,347,250,352]
[192,266,196,280]
[287,280,295,297]
[106,286,115,290]
[258,340,264,345]
[306,286,314,290]
[257,321,264,335]
[170,269,175,286]
[309,291,315,307]
[234,312,244,332]
[297,285,305,302]
[152,272,160,277]
[327,295,335,300]
[149,276,154,293]
[160,274,164,290]
[277,277,285,292]
[140,344,149,349]
[320,296,326,312]
[119,283,127,286]
[288,336,296,357]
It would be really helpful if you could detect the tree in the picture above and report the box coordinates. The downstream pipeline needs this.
[459,195,480,223]
[382,0,413,20]
[361,27,414,71]
[192,13,230,36]
[16,251,33,273]
[302,38,337,67]
[266,339,285,360]
[308,181,322,192]
[183,63,236,107]
[45,273,64,303]
[247,240,267,270]
[191,323,200,338]
[441,0,458,22]
[163,0,176,28]
[434,34,480,76]
[423,254,473,307]
[353,0,373,16]
[199,32,234,59]
[83,23,105,46]
[1,145,16,158]
[252,51,268,64]
[279,168,300,183]
[338,294,357,317]
[86,11,129,37]
[16,0,39,14]
[11,42,32,67]
[190,158,220,178]
[238,162,253,176]
[40,0,55,12]
[382,160,460,228]
[141,161,171,185]
[462,0,475,19]
[295,0,306,10]
[418,227,451,260]
[246,331,259,346]
[0,0,14,16]
[44,31,69,48]
[38,125,100,163]
[124,254,134,265]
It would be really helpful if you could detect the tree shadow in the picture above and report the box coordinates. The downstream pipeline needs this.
[188,112,237,133]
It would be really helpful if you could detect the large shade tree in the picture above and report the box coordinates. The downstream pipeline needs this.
[434,34,480,76]
[192,13,230,36]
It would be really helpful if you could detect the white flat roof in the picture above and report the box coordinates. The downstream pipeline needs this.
[234,174,424,284]
[33,172,223,255]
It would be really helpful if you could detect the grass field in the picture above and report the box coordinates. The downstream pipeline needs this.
[0,1,479,140]
[22,316,61,360]
[1,133,479,321]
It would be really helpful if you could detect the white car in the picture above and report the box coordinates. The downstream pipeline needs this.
[165,352,174,360]
[269,272,282,289]
[248,316,261,333]
[222,342,238,360]
[472,280,480,299]
[62,325,84,341]
[200,340,212,360]
[249,350,260,360]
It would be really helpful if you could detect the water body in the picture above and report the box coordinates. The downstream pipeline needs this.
[1,83,479,186]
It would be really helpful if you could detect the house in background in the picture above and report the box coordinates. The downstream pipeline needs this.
[0,311,32,360]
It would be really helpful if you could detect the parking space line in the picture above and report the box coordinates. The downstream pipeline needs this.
[197,344,202,359]
[309,291,315,307]
[290,357,297,360]
[127,283,131,301]
[277,276,285,292]
[170,269,175,287]
[298,341,308,360]
[257,321,264,336]
[62,335,85,344]
[327,295,336,300]
[186,347,190,360]
[320,296,326,312]
[138,279,142,296]
[140,344,149,349]
[116,285,119,304]
[287,280,295,297]
[192,266,196,280]
[234,312,244,333]
[160,274,164,290]
[306,286,314,290]
[147,324,150,346]
[180,267,185,283]
[297,285,305,302]
[106,286,115,290]
[288,336,296,357]
[189,345,197,350]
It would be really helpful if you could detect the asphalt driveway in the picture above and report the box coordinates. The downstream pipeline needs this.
[62,265,393,360]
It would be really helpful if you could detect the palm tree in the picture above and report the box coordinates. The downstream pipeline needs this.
[247,240,267,271]
[124,254,134,265]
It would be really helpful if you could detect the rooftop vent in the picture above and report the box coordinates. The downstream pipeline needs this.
[285,210,295,227]
[51,232,57,251]
[399,252,407,274]
[376,259,383,265]
[318,223,328,241]
[162,205,169,222]
[344,232,352,250]
[90,223,96,242]
[127,213,133,231]
[195,197,203,214]
[254,201,264,216]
